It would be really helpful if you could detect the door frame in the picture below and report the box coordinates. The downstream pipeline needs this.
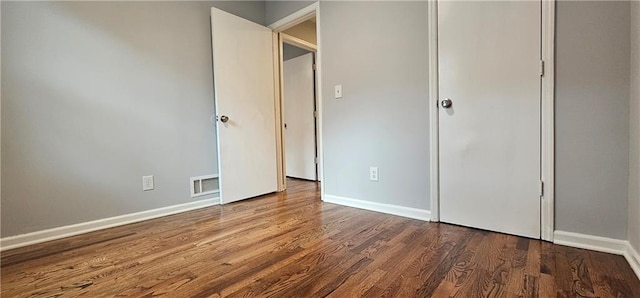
[268,3,323,194]
[427,0,556,241]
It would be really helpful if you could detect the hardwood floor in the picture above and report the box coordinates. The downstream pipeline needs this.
[2,178,639,297]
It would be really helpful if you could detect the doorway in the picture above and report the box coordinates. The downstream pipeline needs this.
[280,20,319,182]
[271,9,322,191]
[210,4,323,204]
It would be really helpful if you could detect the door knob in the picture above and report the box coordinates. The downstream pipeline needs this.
[219,115,229,123]
[441,98,453,108]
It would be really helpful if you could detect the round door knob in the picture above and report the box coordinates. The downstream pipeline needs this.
[441,98,453,108]
[219,115,229,123]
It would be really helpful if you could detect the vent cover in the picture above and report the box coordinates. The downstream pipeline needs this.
[190,174,219,198]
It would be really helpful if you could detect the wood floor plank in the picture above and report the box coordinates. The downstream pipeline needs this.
[505,236,530,296]
[2,178,639,297]
[588,249,640,297]
[539,241,558,297]
[426,230,486,297]
[554,245,575,297]
[324,267,386,298]
[415,229,477,297]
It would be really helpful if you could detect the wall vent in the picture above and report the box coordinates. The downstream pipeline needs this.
[190,174,219,198]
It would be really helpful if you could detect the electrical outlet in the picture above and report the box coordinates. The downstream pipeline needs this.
[369,167,378,182]
[143,175,154,191]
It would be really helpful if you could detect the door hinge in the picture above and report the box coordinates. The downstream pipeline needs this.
[313,111,318,118]
[315,157,319,164]
[539,181,544,197]
[313,64,317,71]
[540,60,545,77]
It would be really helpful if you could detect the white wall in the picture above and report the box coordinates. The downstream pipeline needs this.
[555,1,630,239]
[0,1,265,237]
[320,1,430,210]
[629,0,640,252]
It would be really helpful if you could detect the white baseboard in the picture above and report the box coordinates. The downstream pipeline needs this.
[322,194,430,221]
[0,198,219,252]
[554,230,628,255]
[624,242,640,280]
[554,230,640,280]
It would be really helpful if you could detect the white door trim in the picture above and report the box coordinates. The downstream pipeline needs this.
[427,1,440,222]
[268,2,324,197]
[428,0,555,241]
[540,0,556,241]
[268,2,318,32]
[281,32,317,52]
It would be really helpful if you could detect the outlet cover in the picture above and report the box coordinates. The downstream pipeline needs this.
[369,167,379,182]
[143,175,154,191]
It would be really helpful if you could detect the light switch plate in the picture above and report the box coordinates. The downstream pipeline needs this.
[334,85,343,99]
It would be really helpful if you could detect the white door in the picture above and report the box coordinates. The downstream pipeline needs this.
[438,1,541,238]
[284,53,316,181]
[211,8,277,204]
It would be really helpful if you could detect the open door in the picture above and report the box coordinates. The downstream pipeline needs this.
[211,8,277,204]
[284,52,317,181]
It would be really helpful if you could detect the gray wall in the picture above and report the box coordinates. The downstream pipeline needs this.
[2,0,635,243]
[0,1,265,237]
[265,0,315,26]
[555,1,630,239]
[318,1,632,240]
[283,44,311,61]
[209,1,265,25]
[320,1,430,210]
[629,1,640,251]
